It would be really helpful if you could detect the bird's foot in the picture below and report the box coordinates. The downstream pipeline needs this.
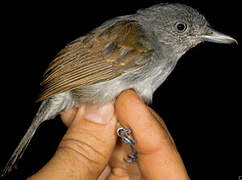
[117,127,137,163]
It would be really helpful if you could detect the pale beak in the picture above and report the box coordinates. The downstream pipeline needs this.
[201,28,238,44]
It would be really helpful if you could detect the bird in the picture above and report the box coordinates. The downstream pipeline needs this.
[1,3,237,176]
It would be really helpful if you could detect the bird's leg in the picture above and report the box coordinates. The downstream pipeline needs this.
[117,126,138,163]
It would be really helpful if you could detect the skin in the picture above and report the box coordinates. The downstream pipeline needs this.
[28,90,190,180]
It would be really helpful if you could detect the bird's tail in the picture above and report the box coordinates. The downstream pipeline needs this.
[1,99,54,176]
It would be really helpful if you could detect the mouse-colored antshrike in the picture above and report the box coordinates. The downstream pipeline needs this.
[1,3,237,176]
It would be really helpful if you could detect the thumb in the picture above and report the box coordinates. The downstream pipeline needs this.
[30,103,117,180]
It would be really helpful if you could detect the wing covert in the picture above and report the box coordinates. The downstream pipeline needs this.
[37,21,153,102]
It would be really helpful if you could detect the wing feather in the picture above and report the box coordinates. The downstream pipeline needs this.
[37,21,153,102]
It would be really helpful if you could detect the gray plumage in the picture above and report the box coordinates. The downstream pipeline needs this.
[1,3,236,176]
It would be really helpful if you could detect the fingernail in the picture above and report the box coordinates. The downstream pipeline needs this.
[84,102,114,124]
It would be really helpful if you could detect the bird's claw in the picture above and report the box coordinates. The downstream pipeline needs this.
[117,127,137,163]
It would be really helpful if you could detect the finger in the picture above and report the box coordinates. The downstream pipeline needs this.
[107,142,141,180]
[107,107,174,179]
[97,165,111,180]
[61,107,78,127]
[30,102,117,180]
[148,107,176,148]
[115,90,190,179]
[106,101,173,179]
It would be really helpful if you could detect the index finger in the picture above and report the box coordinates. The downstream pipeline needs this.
[115,90,190,180]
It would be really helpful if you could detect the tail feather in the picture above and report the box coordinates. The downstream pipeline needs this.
[1,92,74,176]
[1,117,43,176]
[1,99,53,176]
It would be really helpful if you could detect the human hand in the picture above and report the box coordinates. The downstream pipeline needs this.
[107,90,190,179]
[28,90,190,180]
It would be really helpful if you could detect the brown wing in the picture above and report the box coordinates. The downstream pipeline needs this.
[37,21,153,102]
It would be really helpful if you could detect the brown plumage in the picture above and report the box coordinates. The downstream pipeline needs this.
[37,21,153,102]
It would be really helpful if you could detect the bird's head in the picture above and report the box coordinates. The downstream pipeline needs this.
[137,3,237,55]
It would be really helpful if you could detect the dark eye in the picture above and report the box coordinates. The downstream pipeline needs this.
[175,22,187,32]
